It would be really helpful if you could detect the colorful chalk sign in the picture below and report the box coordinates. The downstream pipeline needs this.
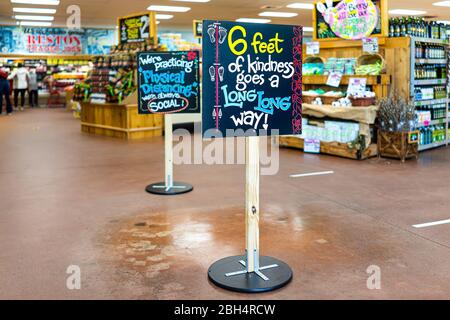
[137,51,201,115]
[118,12,156,44]
[202,20,303,137]
[315,0,382,40]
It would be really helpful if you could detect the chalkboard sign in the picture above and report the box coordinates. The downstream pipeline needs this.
[313,0,387,41]
[193,20,203,38]
[137,51,201,115]
[202,20,303,137]
[118,13,154,44]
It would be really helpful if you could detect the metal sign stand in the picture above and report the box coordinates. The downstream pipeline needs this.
[146,115,193,195]
[208,136,293,293]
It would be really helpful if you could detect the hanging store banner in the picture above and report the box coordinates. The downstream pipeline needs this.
[201,20,303,137]
[0,26,116,55]
[313,0,388,41]
[118,12,157,44]
[137,51,201,115]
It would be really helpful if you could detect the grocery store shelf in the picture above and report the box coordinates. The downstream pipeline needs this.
[416,119,446,127]
[415,59,447,64]
[415,79,447,86]
[411,37,448,45]
[415,98,448,106]
[419,141,447,151]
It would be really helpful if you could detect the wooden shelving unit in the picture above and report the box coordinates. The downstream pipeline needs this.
[280,57,391,159]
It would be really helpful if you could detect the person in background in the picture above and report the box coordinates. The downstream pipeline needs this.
[0,66,12,116]
[28,67,39,108]
[8,63,29,111]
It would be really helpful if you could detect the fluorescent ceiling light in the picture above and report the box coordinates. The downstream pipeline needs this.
[236,18,271,24]
[11,0,60,4]
[259,11,298,18]
[287,3,314,9]
[433,1,450,7]
[13,7,57,14]
[303,27,314,32]
[14,15,54,21]
[156,14,174,20]
[389,9,426,15]
[18,21,52,26]
[147,5,191,12]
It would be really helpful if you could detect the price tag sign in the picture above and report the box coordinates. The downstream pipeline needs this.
[306,42,320,55]
[326,71,343,88]
[347,78,367,96]
[362,37,378,53]
[304,138,321,154]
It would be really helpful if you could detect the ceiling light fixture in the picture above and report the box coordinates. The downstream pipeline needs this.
[18,21,53,26]
[147,5,191,12]
[14,15,54,21]
[155,14,174,20]
[236,18,271,24]
[388,9,427,15]
[303,27,314,32]
[259,11,298,18]
[433,1,450,7]
[13,7,57,14]
[11,0,60,4]
[287,3,314,9]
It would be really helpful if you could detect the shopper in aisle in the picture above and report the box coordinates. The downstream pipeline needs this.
[28,67,39,108]
[0,67,13,116]
[8,63,29,111]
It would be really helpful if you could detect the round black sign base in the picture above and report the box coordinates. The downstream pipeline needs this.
[208,255,293,293]
[145,182,193,195]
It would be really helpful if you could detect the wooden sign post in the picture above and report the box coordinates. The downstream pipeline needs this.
[144,114,194,195]
[202,20,303,292]
[137,51,201,195]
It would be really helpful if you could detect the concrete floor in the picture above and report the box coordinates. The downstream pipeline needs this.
[1,108,450,300]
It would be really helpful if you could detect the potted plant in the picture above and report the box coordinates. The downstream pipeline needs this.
[377,92,419,162]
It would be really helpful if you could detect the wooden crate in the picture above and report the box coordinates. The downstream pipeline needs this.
[377,131,419,162]
[279,136,378,160]
[80,102,163,140]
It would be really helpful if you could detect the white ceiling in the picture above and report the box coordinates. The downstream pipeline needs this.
[0,0,449,30]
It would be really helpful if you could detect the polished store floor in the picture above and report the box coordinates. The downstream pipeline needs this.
[1,109,450,299]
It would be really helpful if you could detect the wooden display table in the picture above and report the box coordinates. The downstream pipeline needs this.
[80,102,163,140]
[280,104,380,160]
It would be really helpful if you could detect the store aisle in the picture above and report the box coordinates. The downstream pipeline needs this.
[1,109,450,299]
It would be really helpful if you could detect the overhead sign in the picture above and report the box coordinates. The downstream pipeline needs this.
[137,51,201,115]
[313,0,387,41]
[118,12,156,44]
[0,26,115,55]
[202,20,303,137]
[193,20,203,38]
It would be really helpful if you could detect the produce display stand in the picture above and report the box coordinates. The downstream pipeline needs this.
[280,103,380,160]
[280,68,390,159]
[80,99,163,140]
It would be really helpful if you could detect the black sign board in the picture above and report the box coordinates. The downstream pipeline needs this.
[118,13,151,44]
[193,20,203,38]
[202,20,303,137]
[137,51,201,115]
